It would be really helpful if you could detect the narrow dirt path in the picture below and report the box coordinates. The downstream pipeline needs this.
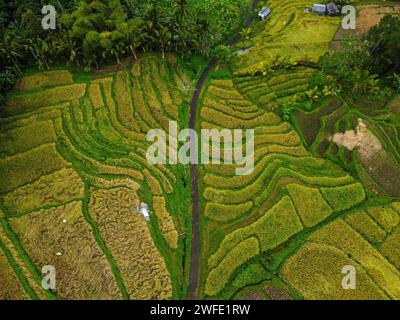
[187,0,260,300]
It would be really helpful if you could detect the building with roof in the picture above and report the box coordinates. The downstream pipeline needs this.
[258,7,272,20]
[312,4,326,14]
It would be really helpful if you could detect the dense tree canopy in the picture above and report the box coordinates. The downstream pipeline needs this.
[318,14,400,94]
[366,15,400,76]
[0,0,249,99]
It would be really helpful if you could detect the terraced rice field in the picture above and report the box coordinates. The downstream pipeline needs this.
[197,0,400,300]
[199,78,400,299]
[234,67,315,110]
[1,0,400,301]
[294,95,400,198]
[283,204,400,299]
[0,54,192,299]
[234,0,340,74]
[198,78,369,298]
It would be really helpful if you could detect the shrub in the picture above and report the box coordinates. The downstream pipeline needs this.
[392,73,400,92]
[214,45,236,64]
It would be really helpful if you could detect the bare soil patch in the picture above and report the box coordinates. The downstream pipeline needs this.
[330,119,400,196]
[263,286,293,300]
[329,119,382,159]
[330,5,400,50]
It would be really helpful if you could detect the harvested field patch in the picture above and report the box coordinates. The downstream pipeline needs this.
[10,201,121,299]
[89,187,172,299]
[263,286,292,300]
[294,98,343,147]
[241,290,263,300]
[356,5,400,35]
[359,148,400,197]
[329,119,382,159]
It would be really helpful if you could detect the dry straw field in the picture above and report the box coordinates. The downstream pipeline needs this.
[0,54,192,299]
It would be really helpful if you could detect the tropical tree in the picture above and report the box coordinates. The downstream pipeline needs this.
[366,15,400,75]
[214,45,235,64]
[351,68,380,94]
[157,25,172,59]
[173,0,190,23]
[126,17,144,60]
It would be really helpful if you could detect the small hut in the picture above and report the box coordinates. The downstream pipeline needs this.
[258,7,272,20]
[312,4,326,14]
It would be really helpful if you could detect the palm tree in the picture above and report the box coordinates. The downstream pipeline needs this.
[173,0,189,23]
[126,17,144,60]
[194,17,212,56]
[157,25,172,59]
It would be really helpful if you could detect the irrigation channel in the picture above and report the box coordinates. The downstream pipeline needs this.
[187,0,260,300]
